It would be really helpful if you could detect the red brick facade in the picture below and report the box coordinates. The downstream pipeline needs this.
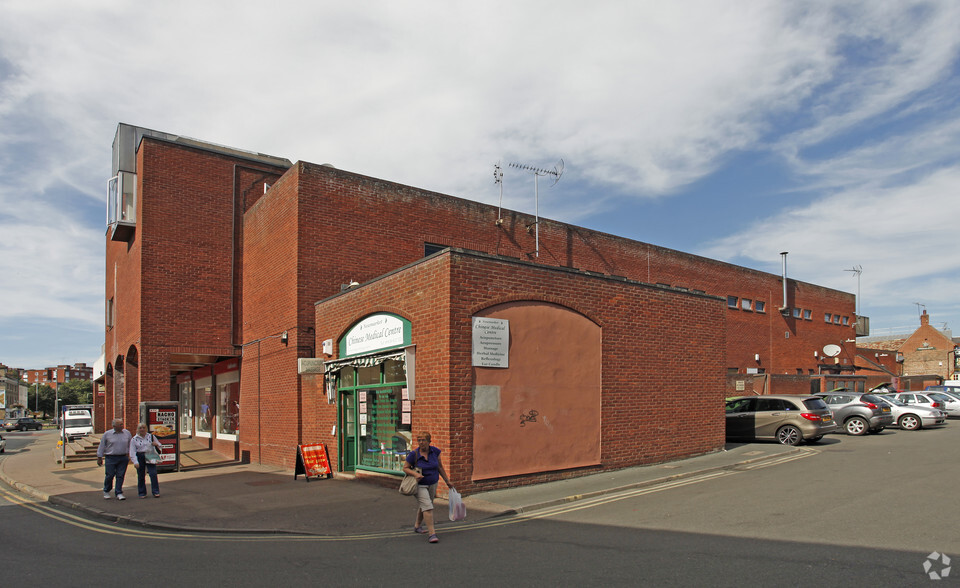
[101,124,857,486]
[311,250,726,493]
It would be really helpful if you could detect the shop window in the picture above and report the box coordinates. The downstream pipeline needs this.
[383,359,405,383]
[196,376,213,437]
[803,309,812,320]
[217,371,240,440]
[740,299,752,311]
[179,380,193,436]
[727,295,738,309]
[357,365,380,386]
[755,301,766,313]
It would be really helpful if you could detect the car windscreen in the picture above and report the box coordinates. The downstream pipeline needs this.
[802,398,829,410]
[861,394,883,404]
[929,393,953,404]
[880,396,906,406]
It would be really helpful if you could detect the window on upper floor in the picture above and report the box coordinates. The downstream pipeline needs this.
[842,316,850,326]
[741,299,752,311]
[755,301,766,313]
[825,312,831,323]
[833,314,841,324]
[792,308,802,318]
[803,309,812,320]
[106,298,115,329]
[727,296,738,309]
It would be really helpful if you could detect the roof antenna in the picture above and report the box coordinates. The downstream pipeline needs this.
[493,161,504,226]
[844,265,862,315]
[914,302,926,317]
[508,159,563,258]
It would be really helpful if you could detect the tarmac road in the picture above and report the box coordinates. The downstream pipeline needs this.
[3,423,957,585]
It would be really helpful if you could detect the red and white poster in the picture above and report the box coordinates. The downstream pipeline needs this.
[148,406,178,469]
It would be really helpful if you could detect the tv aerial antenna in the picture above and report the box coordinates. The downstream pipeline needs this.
[914,302,926,318]
[507,159,563,257]
[844,265,862,315]
[493,162,504,226]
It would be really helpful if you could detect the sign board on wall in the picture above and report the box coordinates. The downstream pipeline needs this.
[472,317,509,367]
[342,314,410,357]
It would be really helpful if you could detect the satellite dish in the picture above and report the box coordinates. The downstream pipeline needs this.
[822,344,842,357]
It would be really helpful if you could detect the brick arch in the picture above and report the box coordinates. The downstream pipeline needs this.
[471,300,602,480]
[124,345,140,431]
[468,295,602,328]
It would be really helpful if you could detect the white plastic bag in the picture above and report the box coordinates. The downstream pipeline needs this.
[448,488,466,521]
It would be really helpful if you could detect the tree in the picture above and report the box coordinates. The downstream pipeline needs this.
[57,379,93,406]
[27,384,56,417]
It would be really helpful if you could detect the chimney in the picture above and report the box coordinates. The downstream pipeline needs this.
[921,310,929,326]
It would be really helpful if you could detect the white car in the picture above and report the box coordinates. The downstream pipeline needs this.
[927,392,960,417]
[876,396,946,430]
[888,392,950,418]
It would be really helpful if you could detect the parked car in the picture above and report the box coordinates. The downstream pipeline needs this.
[3,417,43,432]
[0,434,5,453]
[926,392,960,417]
[875,395,946,430]
[815,391,894,435]
[725,395,838,446]
[886,392,948,417]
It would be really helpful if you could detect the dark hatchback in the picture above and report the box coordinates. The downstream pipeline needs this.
[725,395,838,446]
[3,418,43,432]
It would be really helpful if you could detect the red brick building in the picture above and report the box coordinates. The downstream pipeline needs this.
[101,123,857,491]
[23,363,94,390]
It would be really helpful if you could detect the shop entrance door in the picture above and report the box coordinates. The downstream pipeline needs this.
[340,391,357,471]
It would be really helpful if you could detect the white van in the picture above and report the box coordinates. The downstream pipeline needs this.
[61,409,94,441]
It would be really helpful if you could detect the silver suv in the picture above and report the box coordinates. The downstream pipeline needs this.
[815,391,894,436]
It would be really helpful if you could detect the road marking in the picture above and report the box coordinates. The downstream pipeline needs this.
[0,450,817,542]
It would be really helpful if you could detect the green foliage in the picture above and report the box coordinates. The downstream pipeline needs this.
[27,384,56,417]
[57,379,93,405]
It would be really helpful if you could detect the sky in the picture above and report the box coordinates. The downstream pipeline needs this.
[1,0,959,370]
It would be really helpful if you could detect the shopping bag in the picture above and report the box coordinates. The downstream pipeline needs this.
[448,488,466,521]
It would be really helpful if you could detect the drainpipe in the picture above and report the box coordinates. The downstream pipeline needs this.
[779,251,789,312]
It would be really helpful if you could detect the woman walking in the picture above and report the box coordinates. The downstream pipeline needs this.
[402,431,453,543]
[129,422,163,498]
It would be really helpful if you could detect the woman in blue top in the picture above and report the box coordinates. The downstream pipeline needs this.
[402,431,453,543]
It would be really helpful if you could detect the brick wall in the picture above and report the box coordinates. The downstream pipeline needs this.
[312,250,726,494]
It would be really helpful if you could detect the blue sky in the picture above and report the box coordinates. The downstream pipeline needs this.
[1,1,959,371]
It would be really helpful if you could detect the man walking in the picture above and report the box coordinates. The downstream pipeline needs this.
[97,418,133,500]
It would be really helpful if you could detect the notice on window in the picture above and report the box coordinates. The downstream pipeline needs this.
[472,317,509,368]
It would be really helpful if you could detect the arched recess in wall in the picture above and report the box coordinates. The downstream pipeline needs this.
[114,355,125,422]
[125,346,139,424]
[471,300,601,481]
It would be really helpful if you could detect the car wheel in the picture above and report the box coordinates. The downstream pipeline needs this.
[776,425,802,446]
[19,425,25,432]
[899,414,921,430]
[845,417,868,436]
[808,435,824,443]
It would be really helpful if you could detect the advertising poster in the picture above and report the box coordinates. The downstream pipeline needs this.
[147,405,179,471]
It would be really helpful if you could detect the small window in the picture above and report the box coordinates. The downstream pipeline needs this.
[803,309,812,320]
[825,313,831,323]
[842,316,850,326]
[793,308,802,318]
[755,301,766,313]
[106,298,115,329]
[727,296,738,309]
[833,314,841,324]
[741,299,752,311]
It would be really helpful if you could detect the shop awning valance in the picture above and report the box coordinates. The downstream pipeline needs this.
[323,350,405,374]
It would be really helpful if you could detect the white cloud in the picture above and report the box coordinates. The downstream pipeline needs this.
[1,0,959,363]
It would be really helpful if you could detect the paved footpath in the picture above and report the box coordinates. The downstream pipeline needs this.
[0,431,799,535]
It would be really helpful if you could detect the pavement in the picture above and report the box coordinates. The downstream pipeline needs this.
[0,431,801,535]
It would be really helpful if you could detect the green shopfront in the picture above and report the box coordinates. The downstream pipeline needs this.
[326,313,414,474]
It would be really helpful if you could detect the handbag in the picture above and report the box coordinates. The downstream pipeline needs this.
[143,434,161,464]
[399,466,421,495]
